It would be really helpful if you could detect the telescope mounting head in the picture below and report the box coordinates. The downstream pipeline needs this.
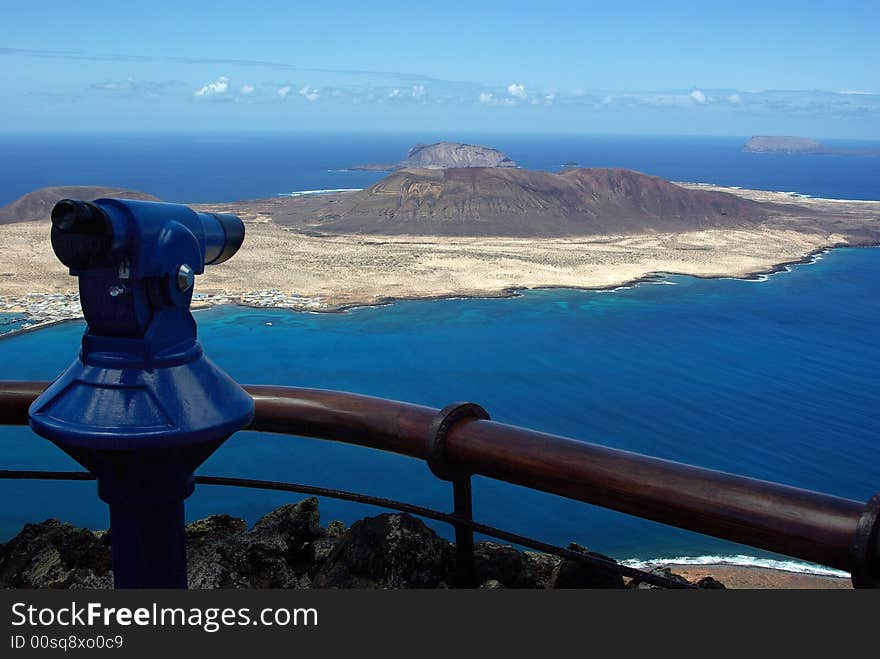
[49,198,244,365]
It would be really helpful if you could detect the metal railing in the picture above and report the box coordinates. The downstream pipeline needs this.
[1,380,878,588]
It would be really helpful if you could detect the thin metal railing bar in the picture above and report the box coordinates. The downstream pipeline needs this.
[0,381,868,574]
[0,469,95,481]
[0,469,693,589]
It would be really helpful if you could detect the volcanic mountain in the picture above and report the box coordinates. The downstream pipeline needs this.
[0,186,159,225]
[301,167,794,237]
[349,141,516,171]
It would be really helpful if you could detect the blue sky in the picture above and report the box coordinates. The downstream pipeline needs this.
[1,1,878,137]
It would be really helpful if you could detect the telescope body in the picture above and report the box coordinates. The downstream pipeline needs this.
[29,198,254,588]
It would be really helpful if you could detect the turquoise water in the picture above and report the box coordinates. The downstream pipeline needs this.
[1,247,878,568]
[0,314,26,334]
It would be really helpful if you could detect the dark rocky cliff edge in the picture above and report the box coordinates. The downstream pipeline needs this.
[0,498,723,589]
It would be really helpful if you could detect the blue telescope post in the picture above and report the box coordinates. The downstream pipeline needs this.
[28,198,254,588]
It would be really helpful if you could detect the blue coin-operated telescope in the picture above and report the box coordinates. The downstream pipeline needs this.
[28,198,254,588]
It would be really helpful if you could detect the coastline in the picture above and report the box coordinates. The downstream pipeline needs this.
[1,241,873,342]
[623,554,851,589]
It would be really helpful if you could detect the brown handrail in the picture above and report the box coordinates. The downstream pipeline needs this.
[0,380,873,577]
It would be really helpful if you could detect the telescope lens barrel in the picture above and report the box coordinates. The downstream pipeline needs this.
[49,199,245,270]
[197,212,246,265]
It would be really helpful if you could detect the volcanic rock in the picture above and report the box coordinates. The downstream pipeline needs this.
[311,513,453,588]
[0,501,725,590]
[550,542,626,589]
[0,519,112,588]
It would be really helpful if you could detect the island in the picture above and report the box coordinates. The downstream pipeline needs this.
[0,162,878,327]
[743,136,828,154]
[348,141,516,171]
[743,135,880,156]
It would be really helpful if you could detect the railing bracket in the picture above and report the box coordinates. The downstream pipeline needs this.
[426,402,490,482]
[426,402,490,588]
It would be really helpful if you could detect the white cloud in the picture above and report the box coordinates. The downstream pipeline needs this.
[299,85,319,101]
[600,92,693,109]
[181,79,880,118]
[194,76,229,97]
[580,88,880,115]
[91,77,183,99]
[478,88,528,106]
[95,76,135,91]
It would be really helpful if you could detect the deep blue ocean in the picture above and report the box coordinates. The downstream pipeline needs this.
[1,132,880,205]
[0,133,878,574]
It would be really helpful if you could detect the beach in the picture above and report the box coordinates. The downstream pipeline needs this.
[666,564,851,589]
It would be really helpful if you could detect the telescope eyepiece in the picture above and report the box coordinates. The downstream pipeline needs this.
[52,199,107,233]
[51,199,113,269]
